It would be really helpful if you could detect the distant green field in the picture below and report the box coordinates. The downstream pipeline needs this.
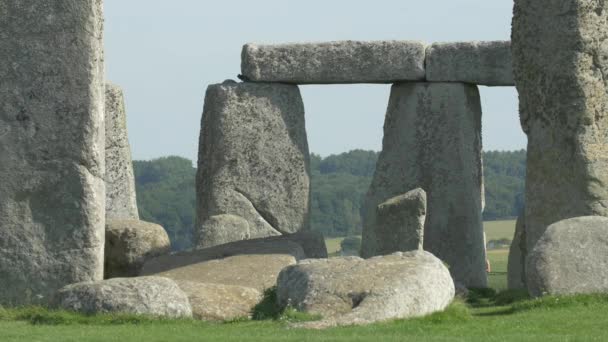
[484,219,516,241]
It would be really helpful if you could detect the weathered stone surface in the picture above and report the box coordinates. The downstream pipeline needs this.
[105,220,171,279]
[54,276,192,318]
[175,281,261,321]
[141,238,305,291]
[198,214,251,249]
[105,83,139,220]
[0,1,105,305]
[526,216,608,297]
[507,215,526,290]
[374,188,426,255]
[241,41,426,84]
[277,251,454,328]
[513,0,608,253]
[361,82,486,287]
[426,41,514,86]
[196,81,310,247]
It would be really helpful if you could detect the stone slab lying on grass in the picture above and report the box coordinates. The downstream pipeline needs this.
[527,216,608,297]
[141,238,306,291]
[241,40,426,84]
[276,251,454,328]
[426,41,514,86]
[53,277,192,318]
[175,281,262,321]
[104,219,172,279]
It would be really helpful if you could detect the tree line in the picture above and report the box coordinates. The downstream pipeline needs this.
[133,149,526,250]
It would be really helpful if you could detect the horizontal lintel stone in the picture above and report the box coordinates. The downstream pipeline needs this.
[426,41,514,86]
[241,40,426,84]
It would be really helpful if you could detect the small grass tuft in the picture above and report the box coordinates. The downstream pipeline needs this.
[251,287,282,320]
[417,300,472,324]
[494,289,530,306]
[278,307,322,323]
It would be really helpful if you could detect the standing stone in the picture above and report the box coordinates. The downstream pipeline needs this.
[361,82,486,287]
[507,215,526,290]
[426,41,514,86]
[105,84,139,220]
[513,0,608,254]
[196,80,310,247]
[526,216,608,297]
[0,1,105,305]
[241,41,426,84]
[374,188,426,255]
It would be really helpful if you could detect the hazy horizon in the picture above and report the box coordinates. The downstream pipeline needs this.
[105,0,526,161]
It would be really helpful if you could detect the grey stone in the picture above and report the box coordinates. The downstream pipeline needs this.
[195,81,311,247]
[0,1,105,306]
[374,188,426,255]
[361,82,486,288]
[105,219,172,279]
[513,0,608,253]
[277,251,454,328]
[197,214,251,249]
[105,84,139,220]
[426,41,514,86]
[141,237,305,291]
[241,40,426,84]
[53,276,192,318]
[526,216,608,297]
[507,215,526,290]
[175,281,262,321]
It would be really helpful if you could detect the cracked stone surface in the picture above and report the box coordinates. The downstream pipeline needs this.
[0,1,105,305]
[513,0,608,253]
[195,81,310,247]
[276,251,454,328]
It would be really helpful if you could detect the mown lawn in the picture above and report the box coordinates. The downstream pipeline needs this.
[484,219,516,241]
[4,220,606,341]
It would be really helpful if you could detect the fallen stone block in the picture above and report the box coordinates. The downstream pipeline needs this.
[277,251,454,328]
[241,40,426,84]
[105,219,172,279]
[527,216,608,297]
[54,276,192,318]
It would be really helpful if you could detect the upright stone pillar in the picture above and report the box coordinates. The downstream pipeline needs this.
[0,2,105,305]
[512,1,608,253]
[361,82,486,287]
[105,84,139,220]
[196,81,311,248]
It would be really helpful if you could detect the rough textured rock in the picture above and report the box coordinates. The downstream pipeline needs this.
[54,276,192,318]
[105,84,139,220]
[196,81,310,247]
[361,82,486,287]
[141,238,305,291]
[0,1,105,305]
[426,41,514,86]
[241,41,426,84]
[197,214,251,249]
[374,188,426,255]
[105,220,172,279]
[507,215,526,290]
[277,251,454,328]
[513,0,608,253]
[175,281,261,321]
[526,216,608,297]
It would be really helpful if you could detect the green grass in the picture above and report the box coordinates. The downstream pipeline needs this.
[324,237,345,256]
[3,293,608,341]
[484,219,516,241]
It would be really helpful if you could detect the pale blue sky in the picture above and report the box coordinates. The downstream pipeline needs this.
[105,0,525,161]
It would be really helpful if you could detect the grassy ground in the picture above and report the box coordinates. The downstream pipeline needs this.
[5,220,606,341]
[484,219,517,241]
